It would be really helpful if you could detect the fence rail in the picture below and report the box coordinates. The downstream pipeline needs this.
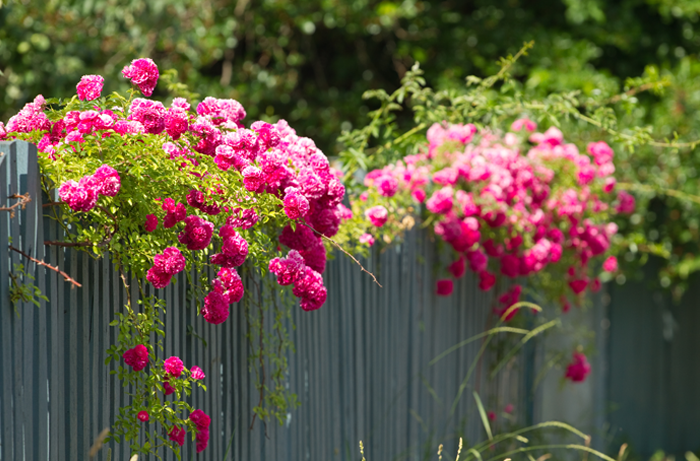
[0,140,543,460]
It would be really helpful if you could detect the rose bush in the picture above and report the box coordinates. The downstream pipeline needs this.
[349,119,626,380]
[1,57,355,456]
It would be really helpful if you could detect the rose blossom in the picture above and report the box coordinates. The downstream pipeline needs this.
[122,58,159,97]
[76,75,104,101]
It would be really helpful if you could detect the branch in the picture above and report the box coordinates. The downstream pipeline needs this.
[302,223,382,288]
[0,193,31,218]
[590,81,670,107]
[9,245,81,288]
[44,240,92,247]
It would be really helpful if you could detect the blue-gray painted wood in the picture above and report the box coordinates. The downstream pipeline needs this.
[0,140,595,460]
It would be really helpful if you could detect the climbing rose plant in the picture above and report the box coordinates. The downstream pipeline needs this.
[350,120,630,380]
[1,58,353,456]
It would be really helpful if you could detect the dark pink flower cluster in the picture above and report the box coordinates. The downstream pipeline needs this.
[292,266,328,311]
[186,189,221,215]
[279,225,326,274]
[58,164,121,212]
[123,344,149,371]
[178,215,214,251]
[146,247,187,289]
[76,75,104,101]
[227,208,259,229]
[145,214,158,232]
[128,98,166,134]
[276,226,328,309]
[122,58,159,97]
[210,225,248,268]
[162,198,187,228]
[269,250,306,285]
[358,120,627,318]
[202,267,244,324]
[168,425,186,447]
[565,352,591,382]
[190,409,211,453]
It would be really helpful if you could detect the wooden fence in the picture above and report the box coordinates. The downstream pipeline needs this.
[0,140,568,460]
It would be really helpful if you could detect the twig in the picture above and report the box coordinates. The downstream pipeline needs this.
[591,81,669,106]
[303,223,382,288]
[0,193,31,218]
[44,240,92,247]
[9,245,82,288]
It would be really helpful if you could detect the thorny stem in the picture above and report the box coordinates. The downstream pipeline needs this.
[303,223,382,288]
[9,244,82,288]
[0,193,31,218]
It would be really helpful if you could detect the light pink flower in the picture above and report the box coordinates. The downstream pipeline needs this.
[365,205,388,227]
[191,366,205,380]
[359,233,375,246]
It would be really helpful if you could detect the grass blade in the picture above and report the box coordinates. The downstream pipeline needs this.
[490,319,561,379]
[473,391,493,441]
[430,327,529,366]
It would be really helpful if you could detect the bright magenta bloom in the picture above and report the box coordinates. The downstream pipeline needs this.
[122,58,159,97]
[603,256,618,272]
[164,356,184,378]
[76,75,104,101]
[137,411,149,422]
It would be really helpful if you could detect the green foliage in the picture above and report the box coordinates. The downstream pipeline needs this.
[8,262,48,312]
